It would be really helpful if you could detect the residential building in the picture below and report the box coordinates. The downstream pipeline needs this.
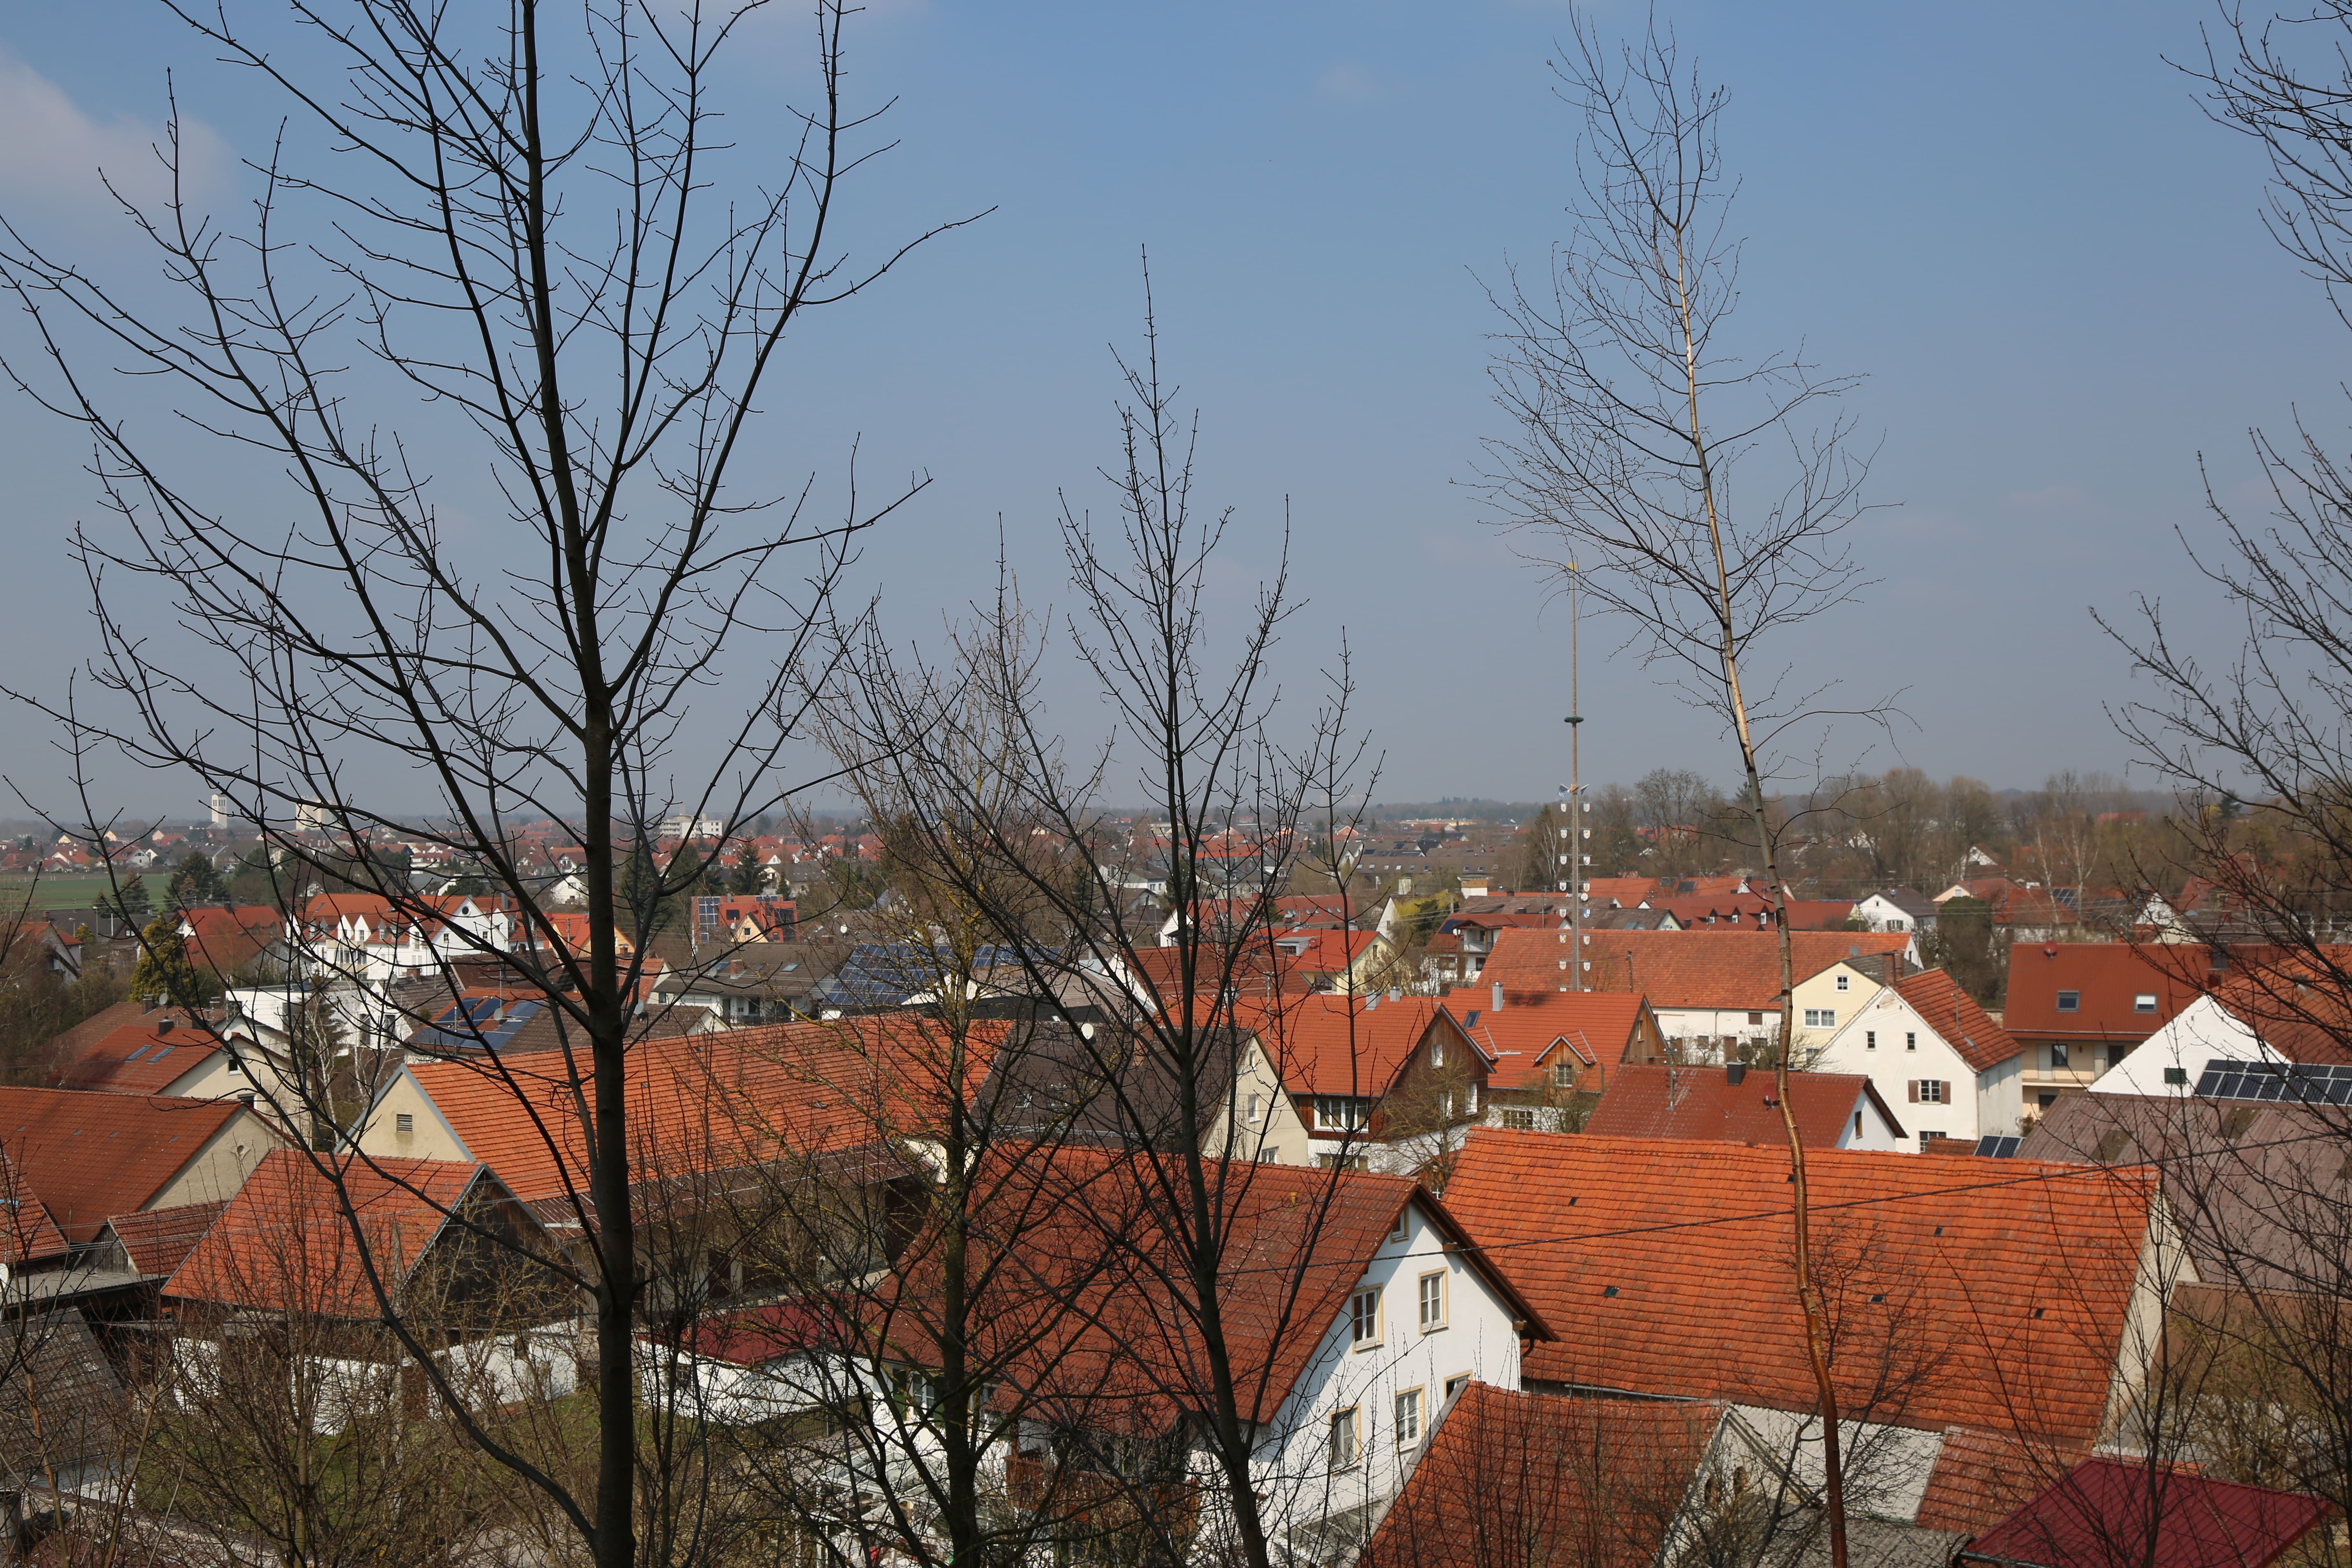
[1223,994,1485,1175]
[2086,973,2352,1098]
[1442,984,1663,1131]
[286,893,513,984]
[2005,943,2220,1109]
[0,1085,278,1249]
[1854,888,1938,934]
[1582,1062,1910,1152]
[1443,1131,2176,1462]
[1477,928,1913,1064]
[1809,969,2026,1144]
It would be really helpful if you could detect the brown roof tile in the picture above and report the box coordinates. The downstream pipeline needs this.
[1443,989,1652,1087]
[102,1199,228,1278]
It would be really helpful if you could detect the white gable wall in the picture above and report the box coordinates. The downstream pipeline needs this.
[2088,996,2270,1098]
[1246,1199,1528,1556]
[1809,987,1995,1146]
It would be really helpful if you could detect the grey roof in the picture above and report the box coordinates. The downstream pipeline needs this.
[0,1311,125,1483]
[1869,888,1941,922]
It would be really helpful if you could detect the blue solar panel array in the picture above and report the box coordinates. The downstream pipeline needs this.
[2192,1058,2352,1106]
[412,998,545,1054]
[1975,1135,2022,1158]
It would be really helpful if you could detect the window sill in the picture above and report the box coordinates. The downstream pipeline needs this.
[1418,1323,1448,1335]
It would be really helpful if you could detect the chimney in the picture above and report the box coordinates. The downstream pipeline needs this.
[1491,981,1504,1014]
[1726,1062,1747,1087]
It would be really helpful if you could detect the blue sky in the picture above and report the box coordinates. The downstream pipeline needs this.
[0,1,2332,815]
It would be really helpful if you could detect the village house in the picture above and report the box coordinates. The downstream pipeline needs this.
[1582,1062,1911,1152]
[286,893,514,985]
[1477,928,1914,1065]
[1440,1130,2181,1530]
[1441,983,1663,1132]
[1217,994,1485,1175]
[2004,942,2218,1111]
[1809,969,2027,1146]
[2085,968,2352,1099]
[0,1085,280,1265]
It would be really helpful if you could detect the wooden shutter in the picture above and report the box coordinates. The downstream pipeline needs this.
[1942,1080,1954,1104]
[1907,1081,1919,1103]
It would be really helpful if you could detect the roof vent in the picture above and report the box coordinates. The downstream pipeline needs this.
[157,1017,174,1034]
[1602,1285,1619,1298]
[1725,1062,1746,1086]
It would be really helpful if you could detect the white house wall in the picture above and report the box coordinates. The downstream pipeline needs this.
[2089,996,2269,1098]
[1245,1200,1527,1557]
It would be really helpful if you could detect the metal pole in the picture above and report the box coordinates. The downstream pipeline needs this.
[1568,564,1583,991]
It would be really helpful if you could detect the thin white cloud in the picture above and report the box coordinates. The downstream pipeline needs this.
[0,46,230,214]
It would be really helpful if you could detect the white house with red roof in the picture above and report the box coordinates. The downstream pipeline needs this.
[1809,969,2026,1146]
[287,893,512,984]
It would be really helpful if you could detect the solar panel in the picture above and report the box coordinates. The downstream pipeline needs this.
[1975,1135,2022,1158]
[2192,1057,2352,1106]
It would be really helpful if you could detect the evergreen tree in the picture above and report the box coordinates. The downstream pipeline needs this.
[731,839,765,895]
[128,913,209,1006]
[167,850,220,910]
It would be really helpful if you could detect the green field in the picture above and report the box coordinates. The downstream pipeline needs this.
[1,872,144,918]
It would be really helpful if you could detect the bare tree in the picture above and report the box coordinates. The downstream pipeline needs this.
[1477,16,1889,1564]
[813,274,1384,1568]
[0,3,971,1564]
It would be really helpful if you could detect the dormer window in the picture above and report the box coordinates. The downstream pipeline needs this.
[2134,993,2157,1013]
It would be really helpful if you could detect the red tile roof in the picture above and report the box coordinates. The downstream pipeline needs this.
[103,1200,228,1278]
[1441,1129,2158,1441]
[2003,942,2219,1042]
[166,1150,485,1316]
[0,1086,250,1242]
[178,906,284,974]
[405,1016,1006,1208]
[1581,877,1666,907]
[1481,928,1910,1009]
[1960,1457,2331,1568]
[1916,1427,2087,1533]
[1358,1382,1723,1568]
[51,1016,226,1095]
[1121,942,1311,1005]
[889,1149,1548,1437]
[1442,989,1652,1088]
[0,1153,71,1265]
[1581,1064,1895,1147]
[1897,968,2023,1072]
[1228,993,1456,1099]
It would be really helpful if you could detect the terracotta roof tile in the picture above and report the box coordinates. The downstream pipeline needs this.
[1442,989,1652,1087]
[1359,1382,1724,1568]
[166,1149,484,1316]
[0,1086,250,1243]
[1481,929,1910,1010]
[51,1016,226,1095]
[1228,994,1452,1099]
[1441,1129,2157,1441]
[1916,1427,2085,1533]
[1896,969,2023,1072]
[406,1016,1006,1207]
[1582,1064,1892,1147]
[2003,943,2220,1042]
[0,1154,69,1265]
[103,1199,228,1278]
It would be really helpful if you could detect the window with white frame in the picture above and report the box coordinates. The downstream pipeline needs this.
[1865,1030,1877,1051]
[1418,1271,1446,1332]
[2134,993,2158,1013]
[1503,1108,1535,1130]
[1431,1035,1445,1068]
[1350,1287,1381,1349]
[1835,974,1850,992]
[1394,1388,1423,1448]
[1918,1130,1947,1151]
[1803,1009,1836,1029]
[1905,1032,1917,1052]
[1328,1408,1360,1470]
[1245,1093,1261,1124]
[1314,1096,1370,1131]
